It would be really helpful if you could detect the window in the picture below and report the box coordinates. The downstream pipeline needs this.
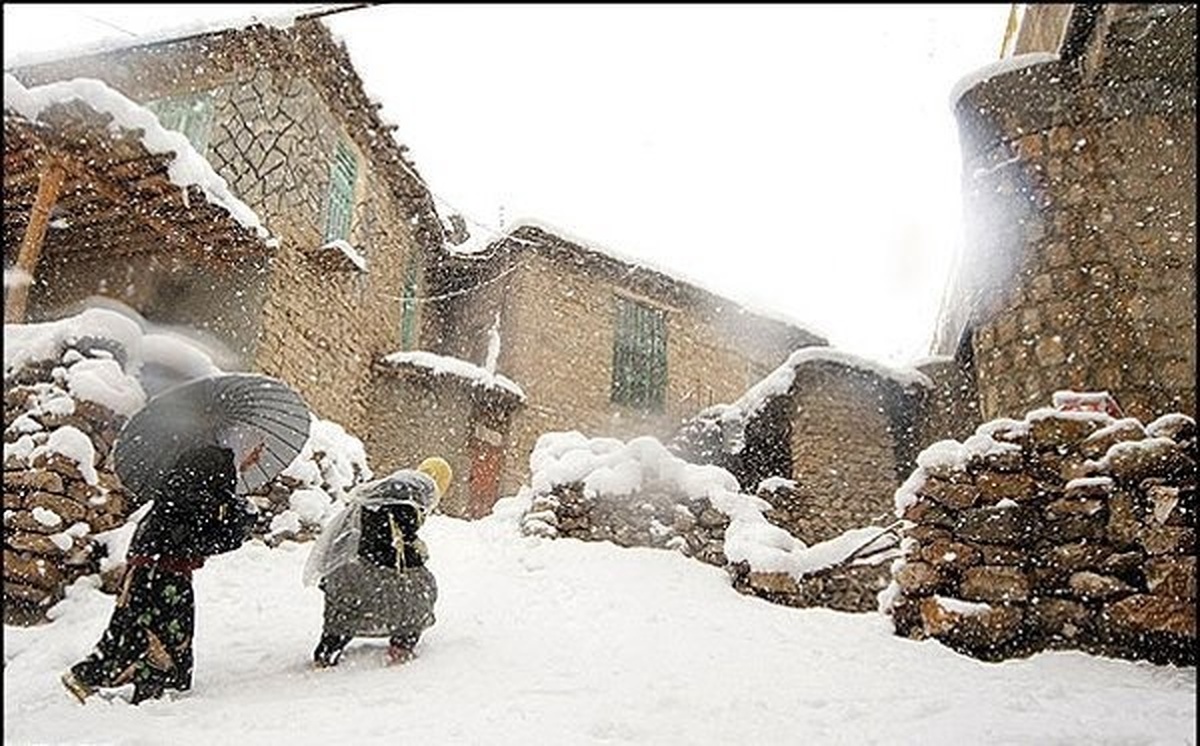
[144,91,214,156]
[399,255,420,350]
[611,295,667,412]
[323,139,358,243]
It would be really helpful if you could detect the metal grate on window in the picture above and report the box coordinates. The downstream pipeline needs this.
[323,139,358,243]
[611,295,667,412]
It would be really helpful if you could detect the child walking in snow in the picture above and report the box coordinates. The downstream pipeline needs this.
[303,457,451,667]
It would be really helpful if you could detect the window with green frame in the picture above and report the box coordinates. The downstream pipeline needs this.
[611,295,667,412]
[144,91,214,156]
[399,256,420,349]
[323,139,359,243]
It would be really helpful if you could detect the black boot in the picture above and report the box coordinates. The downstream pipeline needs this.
[313,634,351,668]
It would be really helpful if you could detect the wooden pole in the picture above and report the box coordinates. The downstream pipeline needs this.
[4,159,67,323]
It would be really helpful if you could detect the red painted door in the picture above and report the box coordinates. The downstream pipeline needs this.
[466,435,503,519]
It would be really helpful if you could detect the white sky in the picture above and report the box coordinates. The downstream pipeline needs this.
[2,3,1016,366]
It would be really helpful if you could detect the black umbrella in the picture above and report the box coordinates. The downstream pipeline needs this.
[113,373,312,502]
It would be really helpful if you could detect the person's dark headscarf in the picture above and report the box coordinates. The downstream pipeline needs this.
[168,445,237,495]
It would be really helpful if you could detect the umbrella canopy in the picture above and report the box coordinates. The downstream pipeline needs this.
[113,373,312,502]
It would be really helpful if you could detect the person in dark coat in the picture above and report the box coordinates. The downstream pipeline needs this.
[303,457,451,668]
[61,444,256,705]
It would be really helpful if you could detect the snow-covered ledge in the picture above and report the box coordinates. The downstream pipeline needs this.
[307,239,368,273]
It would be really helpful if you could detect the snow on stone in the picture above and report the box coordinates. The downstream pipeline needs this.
[10,414,43,434]
[289,488,335,525]
[4,434,38,463]
[30,426,98,485]
[528,431,898,580]
[281,417,371,500]
[758,476,797,493]
[933,595,992,617]
[499,217,832,342]
[1090,436,1179,471]
[268,510,303,539]
[4,308,144,379]
[91,502,153,572]
[48,522,89,552]
[1065,476,1113,490]
[31,506,63,528]
[64,358,146,416]
[949,51,1059,107]
[381,350,525,400]
[3,74,268,239]
[1146,413,1195,438]
[319,239,367,272]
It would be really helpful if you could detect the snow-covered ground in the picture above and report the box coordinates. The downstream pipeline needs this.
[4,495,1196,745]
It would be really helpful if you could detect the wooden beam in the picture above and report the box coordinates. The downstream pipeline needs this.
[4,159,67,323]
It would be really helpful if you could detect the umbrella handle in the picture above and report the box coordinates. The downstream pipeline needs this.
[239,441,267,473]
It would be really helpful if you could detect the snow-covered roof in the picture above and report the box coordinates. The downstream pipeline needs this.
[735,345,933,419]
[1,5,342,70]
[379,350,525,401]
[473,220,829,346]
[4,73,267,239]
[948,52,1060,108]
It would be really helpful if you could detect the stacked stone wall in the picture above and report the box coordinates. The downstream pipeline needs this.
[3,352,135,624]
[953,5,1196,422]
[889,407,1196,665]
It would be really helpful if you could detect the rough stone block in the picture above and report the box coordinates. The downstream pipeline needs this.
[960,565,1031,602]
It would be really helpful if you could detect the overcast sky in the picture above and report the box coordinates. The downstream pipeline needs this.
[3,3,1015,366]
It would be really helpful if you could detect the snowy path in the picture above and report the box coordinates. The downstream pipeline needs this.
[5,499,1196,745]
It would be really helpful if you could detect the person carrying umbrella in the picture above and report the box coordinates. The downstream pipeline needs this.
[61,445,257,704]
[303,456,452,668]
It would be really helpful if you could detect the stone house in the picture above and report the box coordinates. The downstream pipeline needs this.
[4,16,825,518]
[934,3,1197,423]
[5,15,445,448]
[373,222,827,514]
[671,347,932,543]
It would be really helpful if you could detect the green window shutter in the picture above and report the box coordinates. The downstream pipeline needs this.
[611,296,667,412]
[400,256,420,350]
[323,139,358,243]
[145,92,214,156]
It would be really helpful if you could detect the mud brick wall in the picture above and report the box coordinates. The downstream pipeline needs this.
[888,409,1196,665]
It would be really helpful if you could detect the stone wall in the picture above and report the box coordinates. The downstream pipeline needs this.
[951,4,1197,422]
[3,352,135,624]
[522,483,731,568]
[889,407,1196,665]
[915,358,981,448]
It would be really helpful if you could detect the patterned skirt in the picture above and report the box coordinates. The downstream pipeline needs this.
[320,560,437,639]
[71,563,196,695]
